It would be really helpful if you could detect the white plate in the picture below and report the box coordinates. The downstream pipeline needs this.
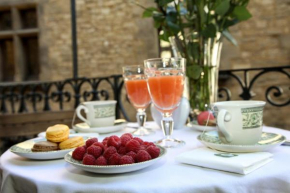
[10,137,88,160]
[187,120,216,132]
[73,121,127,134]
[198,130,286,153]
[64,145,166,174]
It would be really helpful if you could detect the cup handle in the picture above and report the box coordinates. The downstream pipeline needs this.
[217,109,232,142]
[76,105,90,126]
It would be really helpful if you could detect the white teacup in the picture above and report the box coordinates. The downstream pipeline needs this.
[213,100,266,145]
[76,100,117,127]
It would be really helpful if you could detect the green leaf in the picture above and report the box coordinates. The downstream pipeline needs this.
[202,23,216,38]
[222,30,237,46]
[166,12,180,34]
[142,7,158,18]
[215,0,230,16]
[154,21,161,28]
[187,65,202,80]
[158,0,175,7]
[167,21,180,34]
[153,12,165,22]
[232,6,252,21]
[222,19,239,29]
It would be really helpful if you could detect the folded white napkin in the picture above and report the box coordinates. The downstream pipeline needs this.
[176,147,273,175]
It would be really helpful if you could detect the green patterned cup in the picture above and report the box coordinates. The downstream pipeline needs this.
[76,100,116,127]
[213,100,266,145]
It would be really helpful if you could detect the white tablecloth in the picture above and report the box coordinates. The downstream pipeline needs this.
[1,123,290,193]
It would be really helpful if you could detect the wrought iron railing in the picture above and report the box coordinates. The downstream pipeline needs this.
[218,66,290,107]
[0,75,130,120]
[0,66,289,119]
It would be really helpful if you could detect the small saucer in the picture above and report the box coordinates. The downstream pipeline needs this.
[10,137,90,160]
[187,120,216,132]
[73,119,127,134]
[197,130,286,153]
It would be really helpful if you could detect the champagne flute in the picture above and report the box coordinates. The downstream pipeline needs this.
[144,58,186,148]
[123,65,155,136]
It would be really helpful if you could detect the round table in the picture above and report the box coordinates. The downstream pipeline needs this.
[1,123,290,193]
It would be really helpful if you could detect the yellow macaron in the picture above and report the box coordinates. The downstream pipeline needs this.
[59,136,85,150]
[46,124,70,143]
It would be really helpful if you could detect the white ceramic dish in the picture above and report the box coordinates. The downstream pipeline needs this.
[10,137,88,160]
[198,130,286,153]
[64,145,166,174]
[73,121,127,134]
[187,120,216,132]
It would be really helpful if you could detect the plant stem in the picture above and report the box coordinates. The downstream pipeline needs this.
[174,0,189,62]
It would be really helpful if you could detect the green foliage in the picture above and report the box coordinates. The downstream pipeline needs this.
[215,0,230,16]
[232,6,252,21]
[141,0,252,45]
[139,0,252,111]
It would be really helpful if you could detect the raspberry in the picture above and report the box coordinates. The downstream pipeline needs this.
[146,145,160,159]
[136,150,151,162]
[103,146,117,160]
[108,153,121,165]
[125,139,140,153]
[139,145,147,151]
[82,154,96,165]
[143,141,155,147]
[72,146,86,161]
[102,137,109,145]
[133,137,143,144]
[92,142,105,151]
[120,135,131,146]
[126,151,137,161]
[107,135,121,149]
[118,146,127,155]
[87,145,102,158]
[95,156,107,165]
[119,155,135,165]
[86,138,98,147]
[121,133,133,139]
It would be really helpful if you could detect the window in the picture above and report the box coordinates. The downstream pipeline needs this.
[0,5,39,82]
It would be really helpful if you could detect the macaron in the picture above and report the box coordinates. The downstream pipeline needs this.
[46,124,70,143]
[31,141,59,152]
[59,136,85,150]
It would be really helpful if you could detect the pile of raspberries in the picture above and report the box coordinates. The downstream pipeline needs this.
[72,133,160,165]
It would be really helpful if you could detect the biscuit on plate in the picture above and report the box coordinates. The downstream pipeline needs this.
[59,136,85,150]
[46,124,69,142]
[32,141,59,152]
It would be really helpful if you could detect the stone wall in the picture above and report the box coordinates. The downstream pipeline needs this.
[39,0,158,80]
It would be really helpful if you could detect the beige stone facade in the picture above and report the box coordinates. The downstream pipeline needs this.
[0,0,289,129]
[38,0,158,80]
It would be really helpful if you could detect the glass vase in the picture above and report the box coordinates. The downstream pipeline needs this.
[169,33,223,116]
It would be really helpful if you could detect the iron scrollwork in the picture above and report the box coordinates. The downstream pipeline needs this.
[0,75,129,120]
[218,66,290,107]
